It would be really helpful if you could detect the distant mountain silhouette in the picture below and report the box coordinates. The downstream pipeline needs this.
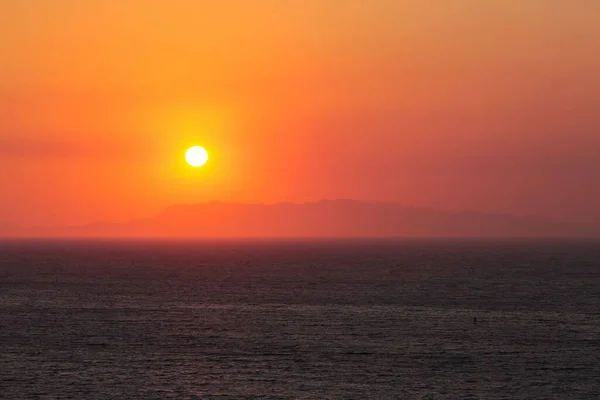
[13,200,597,238]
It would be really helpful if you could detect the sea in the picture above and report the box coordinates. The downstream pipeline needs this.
[0,239,599,399]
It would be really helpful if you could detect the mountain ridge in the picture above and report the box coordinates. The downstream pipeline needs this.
[3,200,596,238]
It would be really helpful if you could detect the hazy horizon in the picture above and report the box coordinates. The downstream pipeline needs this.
[0,198,580,227]
[1,199,596,239]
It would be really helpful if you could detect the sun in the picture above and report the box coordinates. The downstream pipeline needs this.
[185,146,209,167]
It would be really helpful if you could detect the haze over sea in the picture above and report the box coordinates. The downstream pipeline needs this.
[1,239,599,399]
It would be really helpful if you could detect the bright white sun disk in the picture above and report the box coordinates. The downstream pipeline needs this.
[186,146,209,167]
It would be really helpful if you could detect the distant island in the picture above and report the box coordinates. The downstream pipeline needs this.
[1,200,596,238]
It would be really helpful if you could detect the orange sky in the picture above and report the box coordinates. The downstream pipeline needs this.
[1,0,600,227]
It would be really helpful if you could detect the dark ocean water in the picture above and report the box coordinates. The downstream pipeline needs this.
[1,239,599,399]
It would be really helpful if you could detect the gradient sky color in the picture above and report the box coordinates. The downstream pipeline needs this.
[1,0,599,227]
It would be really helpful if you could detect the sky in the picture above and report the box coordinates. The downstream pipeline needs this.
[1,0,599,227]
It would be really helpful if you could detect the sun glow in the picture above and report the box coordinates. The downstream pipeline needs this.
[186,146,209,167]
